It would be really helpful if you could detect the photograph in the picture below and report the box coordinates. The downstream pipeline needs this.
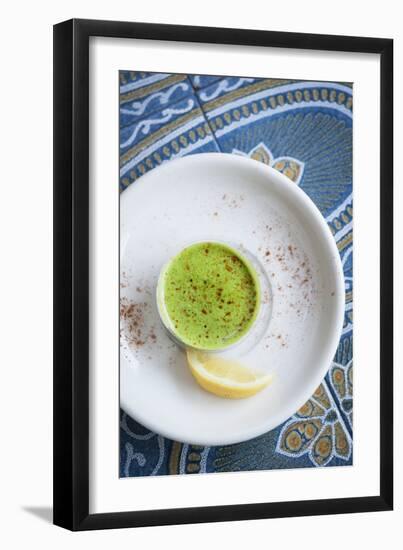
[119,71,353,477]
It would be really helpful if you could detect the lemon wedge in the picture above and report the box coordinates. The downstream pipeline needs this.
[186,349,273,399]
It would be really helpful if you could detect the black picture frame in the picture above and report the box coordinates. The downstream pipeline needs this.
[53,18,393,531]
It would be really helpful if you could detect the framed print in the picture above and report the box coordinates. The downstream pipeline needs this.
[53,19,393,530]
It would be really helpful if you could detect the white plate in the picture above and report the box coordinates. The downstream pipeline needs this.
[120,153,344,446]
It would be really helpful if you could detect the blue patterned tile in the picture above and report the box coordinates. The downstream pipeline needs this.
[202,80,353,219]
[120,72,193,129]
[120,92,220,191]
[120,411,171,477]
[196,76,299,108]
[195,76,263,107]
[120,70,159,86]
[327,194,353,341]
[326,335,353,433]
[212,382,352,471]
[189,74,222,90]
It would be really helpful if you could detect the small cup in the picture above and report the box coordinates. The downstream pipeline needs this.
[156,241,269,352]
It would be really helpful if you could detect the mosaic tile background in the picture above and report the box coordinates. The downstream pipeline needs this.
[119,71,353,476]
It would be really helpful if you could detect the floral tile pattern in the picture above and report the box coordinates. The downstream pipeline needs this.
[119,72,353,477]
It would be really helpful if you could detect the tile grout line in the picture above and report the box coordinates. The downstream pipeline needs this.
[188,75,224,153]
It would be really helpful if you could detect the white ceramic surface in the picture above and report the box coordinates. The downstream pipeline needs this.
[120,153,344,446]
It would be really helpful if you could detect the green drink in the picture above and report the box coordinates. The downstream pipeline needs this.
[157,242,261,350]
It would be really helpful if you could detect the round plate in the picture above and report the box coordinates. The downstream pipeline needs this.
[120,153,344,446]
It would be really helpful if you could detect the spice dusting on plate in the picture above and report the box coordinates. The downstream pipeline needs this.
[120,297,157,349]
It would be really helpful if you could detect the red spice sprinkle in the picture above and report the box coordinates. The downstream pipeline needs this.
[120,297,157,349]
